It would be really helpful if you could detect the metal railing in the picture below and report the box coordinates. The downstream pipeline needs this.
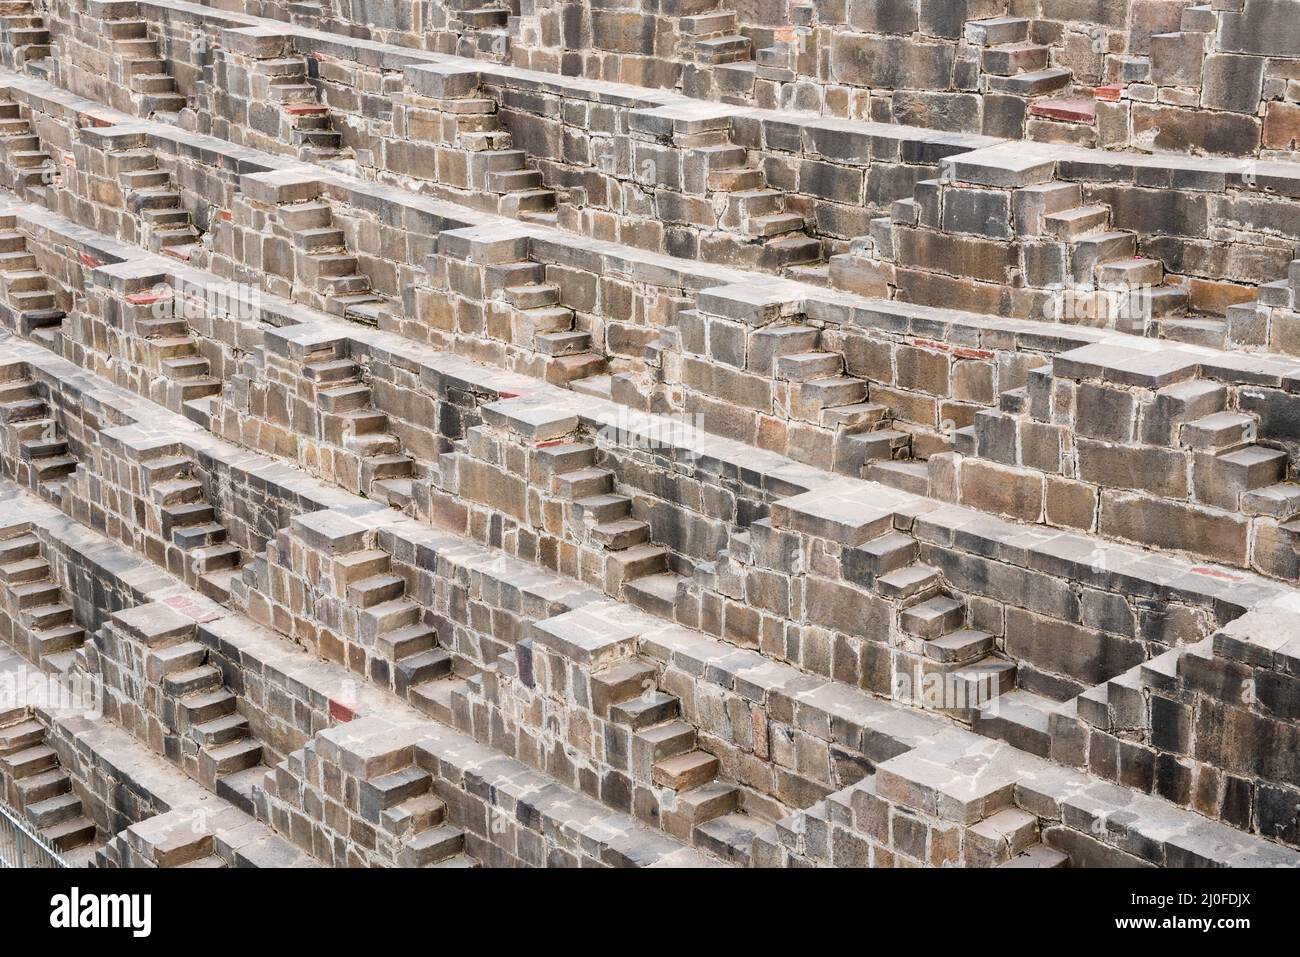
[0,796,66,868]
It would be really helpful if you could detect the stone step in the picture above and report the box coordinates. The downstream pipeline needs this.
[1042,204,1109,239]
[624,572,682,619]
[346,573,406,608]
[0,555,51,584]
[1097,257,1163,288]
[1030,97,1097,125]
[23,602,73,630]
[692,811,760,866]
[899,594,964,639]
[0,718,44,753]
[399,824,465,866]
[795,376,868,414]
[924,628,995,665]
[554,466,614,499]
[3,743,57,778]
[610,691,679,730]
[972,688,1060,756]
[775,351,842,381]
[589,517,650,550]
[15,768,70,805]
[172,522,227,550]
[191,713,250,748]
[201,738,263,779]
[609,543,670,582]
[652,749,719,790]
[27,790,82,828]
[43,814,96,851]
[32,624,86,658]
[862,459,930,496]
[377,622,438,662]
[848,531,918,578]
[180,688,237,725]
[573,493,632,525]
[986,67,1073,95]
[394,646,451,691]
[162,664,223,697]
[965,15,1030,46]
[875,563,940,600]
[998,843,1070,868]
[982,42,1049,76]
[695,35,752,65]
[1181,411,1255,450]
[502,282,560,309]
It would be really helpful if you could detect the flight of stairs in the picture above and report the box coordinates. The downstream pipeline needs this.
[448,0,510,64]
[0,0,51,68]
[253,56,349,163]
[491,261,606,385]
[0,375,77,501]
[104,14,186,120]
[874,547,1017,714]
[592,656,783,865]
[539,441,674,606]
[965,15,1077,124]
[358,758,476,866]
[0,529,87,673]
[0,711,99,862]
[1020,181,1192,335]
[150,638,268,813]
[113,146,203,260]
[140,450,242,601]
[0,98,55,202]
[700,139,823,271]
[288,202,393,324]
[130,291,223,403]
[333,544,454,700]
[302,346,416,505]
[761,324,927,489]
[458,103,557,224]
[0,219,65,344]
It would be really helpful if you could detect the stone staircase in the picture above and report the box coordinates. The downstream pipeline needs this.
[127,287,223,403]
[147,635,269,813]
[969,372,1298,524]
[0,218,65,343]
[287,201,393,323]
[0,373,76,500]
[139,450,242,600]
[301,344,416,505]
[337,544,454,699]
[538,441,674,606]
[488,261,606,385]
[448,0,510,64]
[691,0,752,69]
[104,14,186,120]
[111,145,203,260]
[251,56,349,163]
[0,0,51,69]
[0,97,55,202]
[695,137,824,271]
[457,104,557,224]
[357,758,476,866]
[0,529,87,673]
[590,656,784,865]
[965,16,1079,130]
[760,323,927,488]
[1017,180,1192,336]
[0,711,99,862]
[853,530,1017,713]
